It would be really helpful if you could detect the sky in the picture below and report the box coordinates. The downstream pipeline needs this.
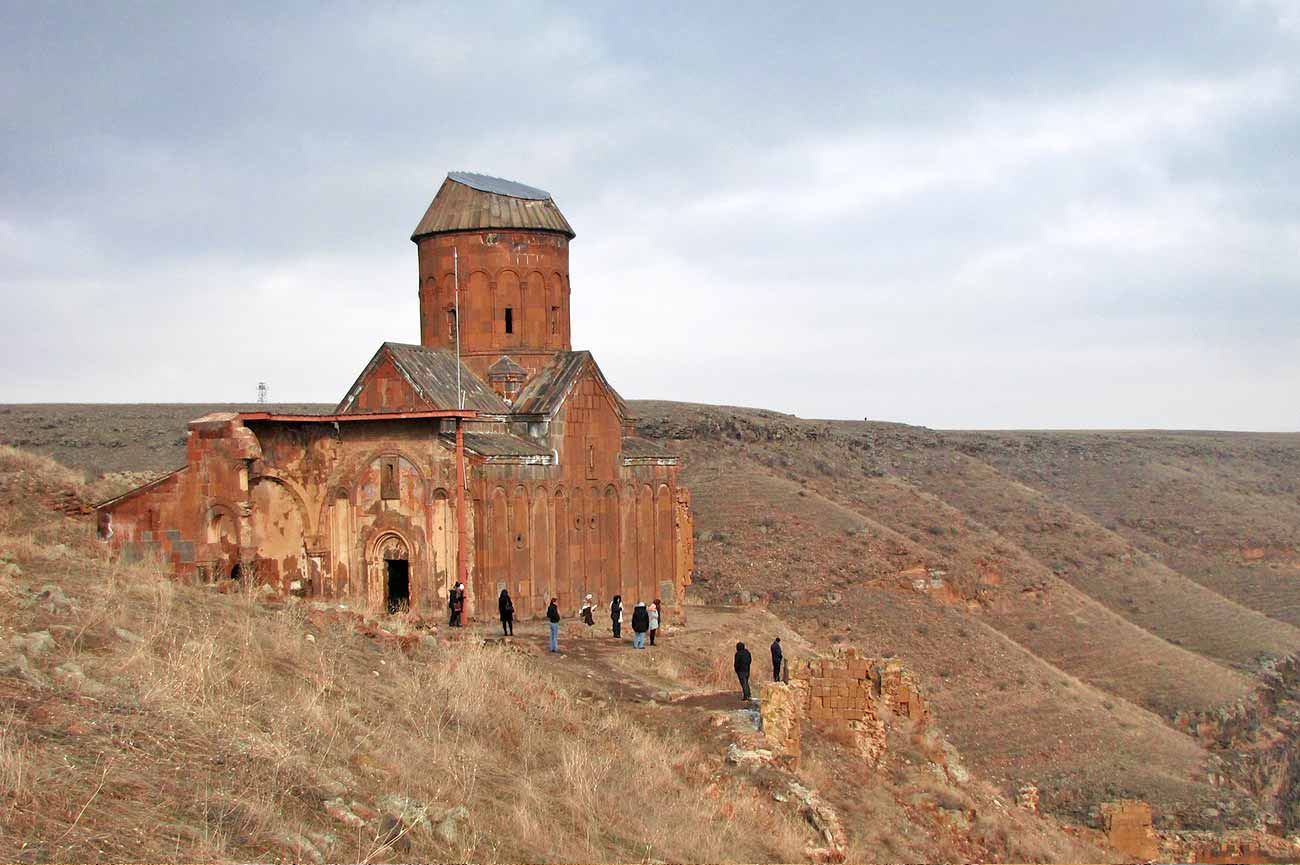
[2,1,1298,430]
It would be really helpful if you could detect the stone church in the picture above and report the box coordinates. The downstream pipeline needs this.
[96,172,694,622]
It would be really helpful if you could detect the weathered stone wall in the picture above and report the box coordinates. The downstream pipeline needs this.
[760,681,802,767]
[788,648,888,766]
[1099,799,1158,861]
[874,660,929,724]
[99,410,693,623]
[96,412,259,579]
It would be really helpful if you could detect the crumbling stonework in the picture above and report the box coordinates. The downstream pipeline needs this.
[873,659,929,723]
[787,647,888,766]
[759,681,802,767]
[1099,799,1158,861]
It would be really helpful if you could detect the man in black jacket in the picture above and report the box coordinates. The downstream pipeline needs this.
[734,641,752,701]
[770,637,783,682]
[631,601,650,649]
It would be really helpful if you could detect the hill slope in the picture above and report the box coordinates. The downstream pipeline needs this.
[0,444,1110,863]
[4,401,1300,835]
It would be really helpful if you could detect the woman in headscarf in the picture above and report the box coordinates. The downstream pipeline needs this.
[499,588,514,636]
[648,598,661,646]
[610,594,623,639]
[580,594,596,626]
[450,582,466,627]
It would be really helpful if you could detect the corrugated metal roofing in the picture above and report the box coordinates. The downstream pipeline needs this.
[411,174,575,240]
[510,350,630,419]
[448,172,551,200]
[336,343,511,415]
[384,343,512,414]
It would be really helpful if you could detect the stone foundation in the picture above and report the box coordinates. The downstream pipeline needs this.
[1099,799,1158,861]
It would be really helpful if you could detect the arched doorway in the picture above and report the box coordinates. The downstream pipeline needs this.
[375,534,411,614]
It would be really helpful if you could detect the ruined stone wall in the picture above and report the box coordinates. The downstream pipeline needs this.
[99,414,472,616]
[760,681,802,767]
[788,648,888,766]
[247,418,465,613]
[96,412,259,580]
[1098,800,1158,861]
[873,660,929,724]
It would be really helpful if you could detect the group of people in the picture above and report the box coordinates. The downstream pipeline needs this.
[492,589,664,653]
[732,636,784,702]
[602,595,662,648]
[472,585,789,698]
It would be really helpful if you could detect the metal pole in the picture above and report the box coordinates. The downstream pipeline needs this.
[454,246,463,410]
[456,417,468,607]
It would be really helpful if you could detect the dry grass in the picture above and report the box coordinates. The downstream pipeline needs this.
[0,444,85,489]
[0,710,32,804]
[0,509,811,862]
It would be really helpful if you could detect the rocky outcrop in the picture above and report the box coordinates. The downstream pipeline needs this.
[1175,654,1300,830]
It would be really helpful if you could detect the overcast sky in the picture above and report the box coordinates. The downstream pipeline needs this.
[2,2,1298,429]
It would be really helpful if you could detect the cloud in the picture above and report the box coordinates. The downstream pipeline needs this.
[1,2,1298,429]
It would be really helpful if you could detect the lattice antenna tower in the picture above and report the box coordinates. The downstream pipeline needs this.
[257,381,268,404]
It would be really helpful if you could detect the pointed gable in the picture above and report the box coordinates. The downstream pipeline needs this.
[336,343,511,415]
[511,351,628,419]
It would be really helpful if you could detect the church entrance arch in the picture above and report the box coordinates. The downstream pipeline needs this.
[369,532,413,614]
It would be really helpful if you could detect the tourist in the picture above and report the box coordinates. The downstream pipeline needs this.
[648,598,661,646]
[734,641,753,701]
[610,595,623,638]
[770,636,783,682]
[546,597,561,652]
[631,601,650,649]
[580,594,596,627]
[499,588,514,636]
[448,582,465,627]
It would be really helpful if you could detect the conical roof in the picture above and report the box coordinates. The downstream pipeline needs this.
[411,172,575,240]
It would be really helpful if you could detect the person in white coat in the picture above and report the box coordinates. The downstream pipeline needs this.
[648,599,661,646]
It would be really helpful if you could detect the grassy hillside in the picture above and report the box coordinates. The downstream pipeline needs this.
[3,401,1300,836]
[631,401,1300,829]
[0,444,1111,863]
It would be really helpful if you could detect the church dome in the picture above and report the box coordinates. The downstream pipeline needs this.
[410,172,575,241]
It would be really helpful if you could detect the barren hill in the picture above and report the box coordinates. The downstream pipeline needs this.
[3,400,1300,838]
[0,443,1116,863]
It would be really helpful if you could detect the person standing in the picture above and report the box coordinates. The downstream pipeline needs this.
[498,589,514,636]
[610,595,623,639]
[631,601,650,649]
[546,597,561,653]
[734,641,753,701]
[770,636,783,682]
[648,599,661,646]
[580,594,596,627]
[455,583,467,627]
[448,583,465,627]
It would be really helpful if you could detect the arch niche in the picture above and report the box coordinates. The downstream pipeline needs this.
[203,504,240,582]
